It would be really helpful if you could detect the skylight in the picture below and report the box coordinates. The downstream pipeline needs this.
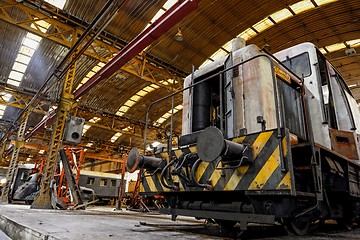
[319,38,360,54]
[0,104,6,119]
[199,0,338,69]
[144,0,178,30]
[116,84,160,116]
[76,62,105,90]
[110,132,122,143]
[324,42,346,53]
[38,149,45,154]
[270,9,293,23]
[153,105,183,127]
[314,0,337,5]
[289,0,315,14]
[7,22,50,87]
[252,18,274,32]
[82,124,91,135]
[44,0,67,10]
[0,93,12,102]
[89,117,101,123]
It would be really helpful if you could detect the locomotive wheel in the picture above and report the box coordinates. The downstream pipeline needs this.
[283,218,310,236]
[214,219,237,230]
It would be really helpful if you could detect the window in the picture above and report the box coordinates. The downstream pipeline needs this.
[282,52,311,79]
[111,180,116,187]
[20,170,29,181]
[87,177,95,185]
[100,179,108,187]
[278,79,307,140]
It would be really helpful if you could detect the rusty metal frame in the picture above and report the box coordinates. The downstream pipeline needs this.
[0,0,184,91]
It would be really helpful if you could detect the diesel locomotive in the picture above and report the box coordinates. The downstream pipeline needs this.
[126,40,360,235]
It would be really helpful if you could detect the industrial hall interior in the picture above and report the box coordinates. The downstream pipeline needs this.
[1,0,360,239]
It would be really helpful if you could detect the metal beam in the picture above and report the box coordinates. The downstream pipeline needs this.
[74,0,199,99]
[0,0,183,91]
[0,85,53,115]
[25,0,199,139]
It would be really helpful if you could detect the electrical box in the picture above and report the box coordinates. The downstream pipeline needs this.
[63,116,85,144]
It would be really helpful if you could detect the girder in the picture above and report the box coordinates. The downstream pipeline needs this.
[73,0,199,99]
[0,85,53,115]
[25,0,199,140]
[0,0,183,91]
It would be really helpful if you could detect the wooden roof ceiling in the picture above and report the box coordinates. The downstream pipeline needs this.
[0,0,359,166]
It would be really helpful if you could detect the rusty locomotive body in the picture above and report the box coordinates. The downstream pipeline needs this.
[127,41,360,234]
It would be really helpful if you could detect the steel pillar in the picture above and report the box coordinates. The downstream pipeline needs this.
[0,137,7,165]
[0,110,29,202]
[31,52,77,209]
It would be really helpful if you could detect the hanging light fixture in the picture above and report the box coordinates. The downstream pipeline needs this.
[174,28,183,42]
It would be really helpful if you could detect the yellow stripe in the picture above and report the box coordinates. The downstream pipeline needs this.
[189,146,197,153]
[224,165,249,190]
[209,167,222,188]
[249,146,280,190]
[282,136,288,155]
[174,149,182,158]
[232,136,246,144]
[140,184,145,193]
[195,162,209,181]
[277,172,291,190]
[146,176,158,192]
[252,131,273,159]
[177,177,185,191]
[157,174,170,192]
[160,152,169,160]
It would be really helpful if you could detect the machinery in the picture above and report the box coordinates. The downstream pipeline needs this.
[126,40,360,235]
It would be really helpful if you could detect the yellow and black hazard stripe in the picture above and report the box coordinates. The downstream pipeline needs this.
[140,129,293,194]
[191,130,292,192]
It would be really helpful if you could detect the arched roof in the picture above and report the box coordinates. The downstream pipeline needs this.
[0,0,359,164]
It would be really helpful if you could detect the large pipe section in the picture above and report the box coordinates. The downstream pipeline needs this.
[126,148,165,173]
[197,127,245,162]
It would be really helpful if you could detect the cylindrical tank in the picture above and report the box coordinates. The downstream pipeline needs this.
[192,80,211,132]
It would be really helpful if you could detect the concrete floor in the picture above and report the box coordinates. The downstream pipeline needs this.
[0,204,218,240]
[1,204,360,240]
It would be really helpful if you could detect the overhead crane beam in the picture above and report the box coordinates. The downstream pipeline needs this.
[0,0,184,91]
[73,0,200,99]
[25,0,200,139]
[0,85,53,115]
[12,141,124,163]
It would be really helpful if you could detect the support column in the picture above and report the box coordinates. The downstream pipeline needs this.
[0,138,7,165]
[31,53,77,209]
[1,110,29,202]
